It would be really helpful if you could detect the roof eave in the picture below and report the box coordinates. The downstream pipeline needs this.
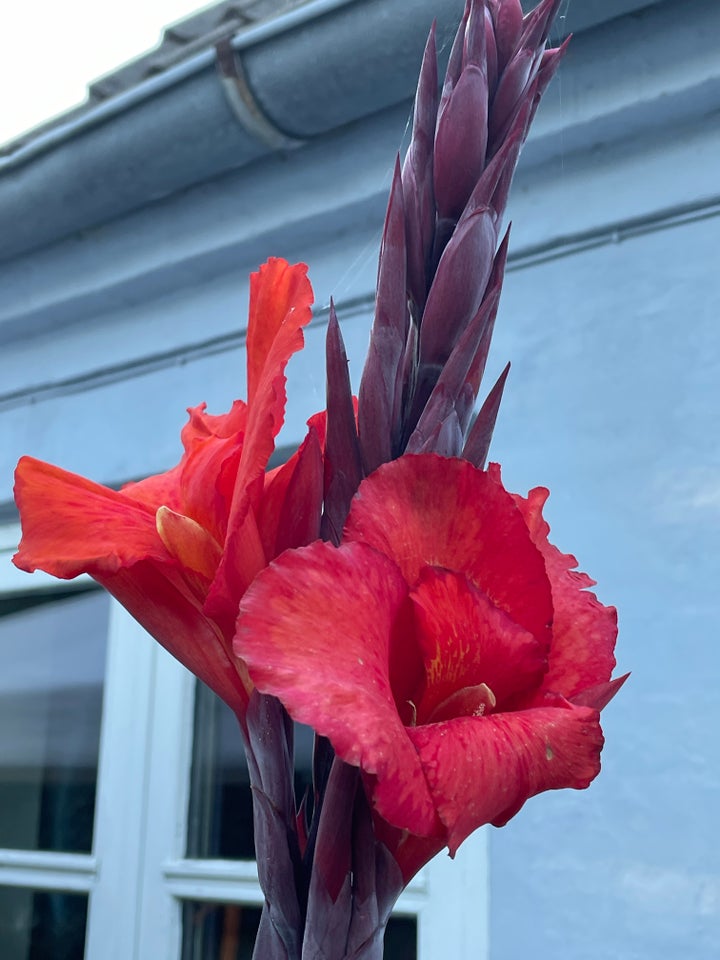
[0,0,667,264]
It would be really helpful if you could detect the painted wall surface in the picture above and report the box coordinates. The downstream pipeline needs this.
[1,1,718,957]
[488,209,720,960]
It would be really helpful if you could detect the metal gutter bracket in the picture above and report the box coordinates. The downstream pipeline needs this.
[215,38,306,151]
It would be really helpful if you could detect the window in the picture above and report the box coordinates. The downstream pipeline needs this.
[0,523,489,958]
[182,683,417,958]
[0,523,158,960]
[0,530,108,960]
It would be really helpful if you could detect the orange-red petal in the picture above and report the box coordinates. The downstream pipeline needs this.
[13,456,251,716]
[207,260,315,620]
[256,423,323,560]
[246,258,314,407]
[14,457,168,578]
[100,561,252,717]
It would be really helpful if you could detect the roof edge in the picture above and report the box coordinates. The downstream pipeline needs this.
[0,0,465,263]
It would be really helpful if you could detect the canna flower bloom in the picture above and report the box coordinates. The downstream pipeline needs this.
[236,455,625,880]
[13,258,323,722]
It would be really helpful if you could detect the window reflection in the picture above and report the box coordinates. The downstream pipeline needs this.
[0,590,109,853]
[187,681,315,860]
[181,901,416,960]
[0,886,88,960]
[185,684,418,958]
[182,901,261,960]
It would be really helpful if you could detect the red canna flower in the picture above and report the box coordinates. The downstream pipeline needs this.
[13,258,323,723]
[235,454,625,880]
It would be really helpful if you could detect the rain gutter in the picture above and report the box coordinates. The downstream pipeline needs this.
[0,0,464,263]
[0,0,666,264]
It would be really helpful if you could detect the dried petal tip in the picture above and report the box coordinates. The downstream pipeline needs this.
[571,674,630,712]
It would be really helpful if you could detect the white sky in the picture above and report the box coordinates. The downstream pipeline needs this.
[0,1,209,147]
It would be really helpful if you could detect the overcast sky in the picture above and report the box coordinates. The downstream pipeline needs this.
[0,1,209,146]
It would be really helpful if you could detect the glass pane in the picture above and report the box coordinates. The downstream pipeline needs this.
[187,682,315,860]
[0,590,109,853]
[384,916,417,959]
[182,901,261,960]
[0,886,88,960]
[181,901,416,959]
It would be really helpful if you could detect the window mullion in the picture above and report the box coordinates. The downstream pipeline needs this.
[0,849,96,892]
[135,643,197,960]
[84,601,158,960]
[416,828,489,960]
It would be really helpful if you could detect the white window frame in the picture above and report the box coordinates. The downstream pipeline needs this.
[1,521,489,960]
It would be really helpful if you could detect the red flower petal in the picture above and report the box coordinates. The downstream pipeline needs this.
[122,400,248,519]
[344,454,553,648]
[122,464,184,514]
[503,474,618,700]
[181,399,248,444]
[236,541,441,837]
[13,457,251,715]
[408,701,604,854]
[207,260,314,620]
[246,258,314,408]
[409,566,546,722]
[14,457,168,578]
[257,420,324,560]
[177,432,245,545]
[101,562,251,716]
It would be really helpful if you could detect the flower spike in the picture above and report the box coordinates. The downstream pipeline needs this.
[350,0,568,471]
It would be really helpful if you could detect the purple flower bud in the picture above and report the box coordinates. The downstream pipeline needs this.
[484,5,499,97]
[419,208,497,369]
[489,0,524,73]
[402,25,438,314]
[434,64,489,221]
[462,362,510,468]
[520,0,564,49]
[527,35,570,126]
[323,303,363,545]
[463,0,487,69]
[355,0,566,480]
[441,0,471,99]
[489,46,534,147]
[358,159,408,473]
